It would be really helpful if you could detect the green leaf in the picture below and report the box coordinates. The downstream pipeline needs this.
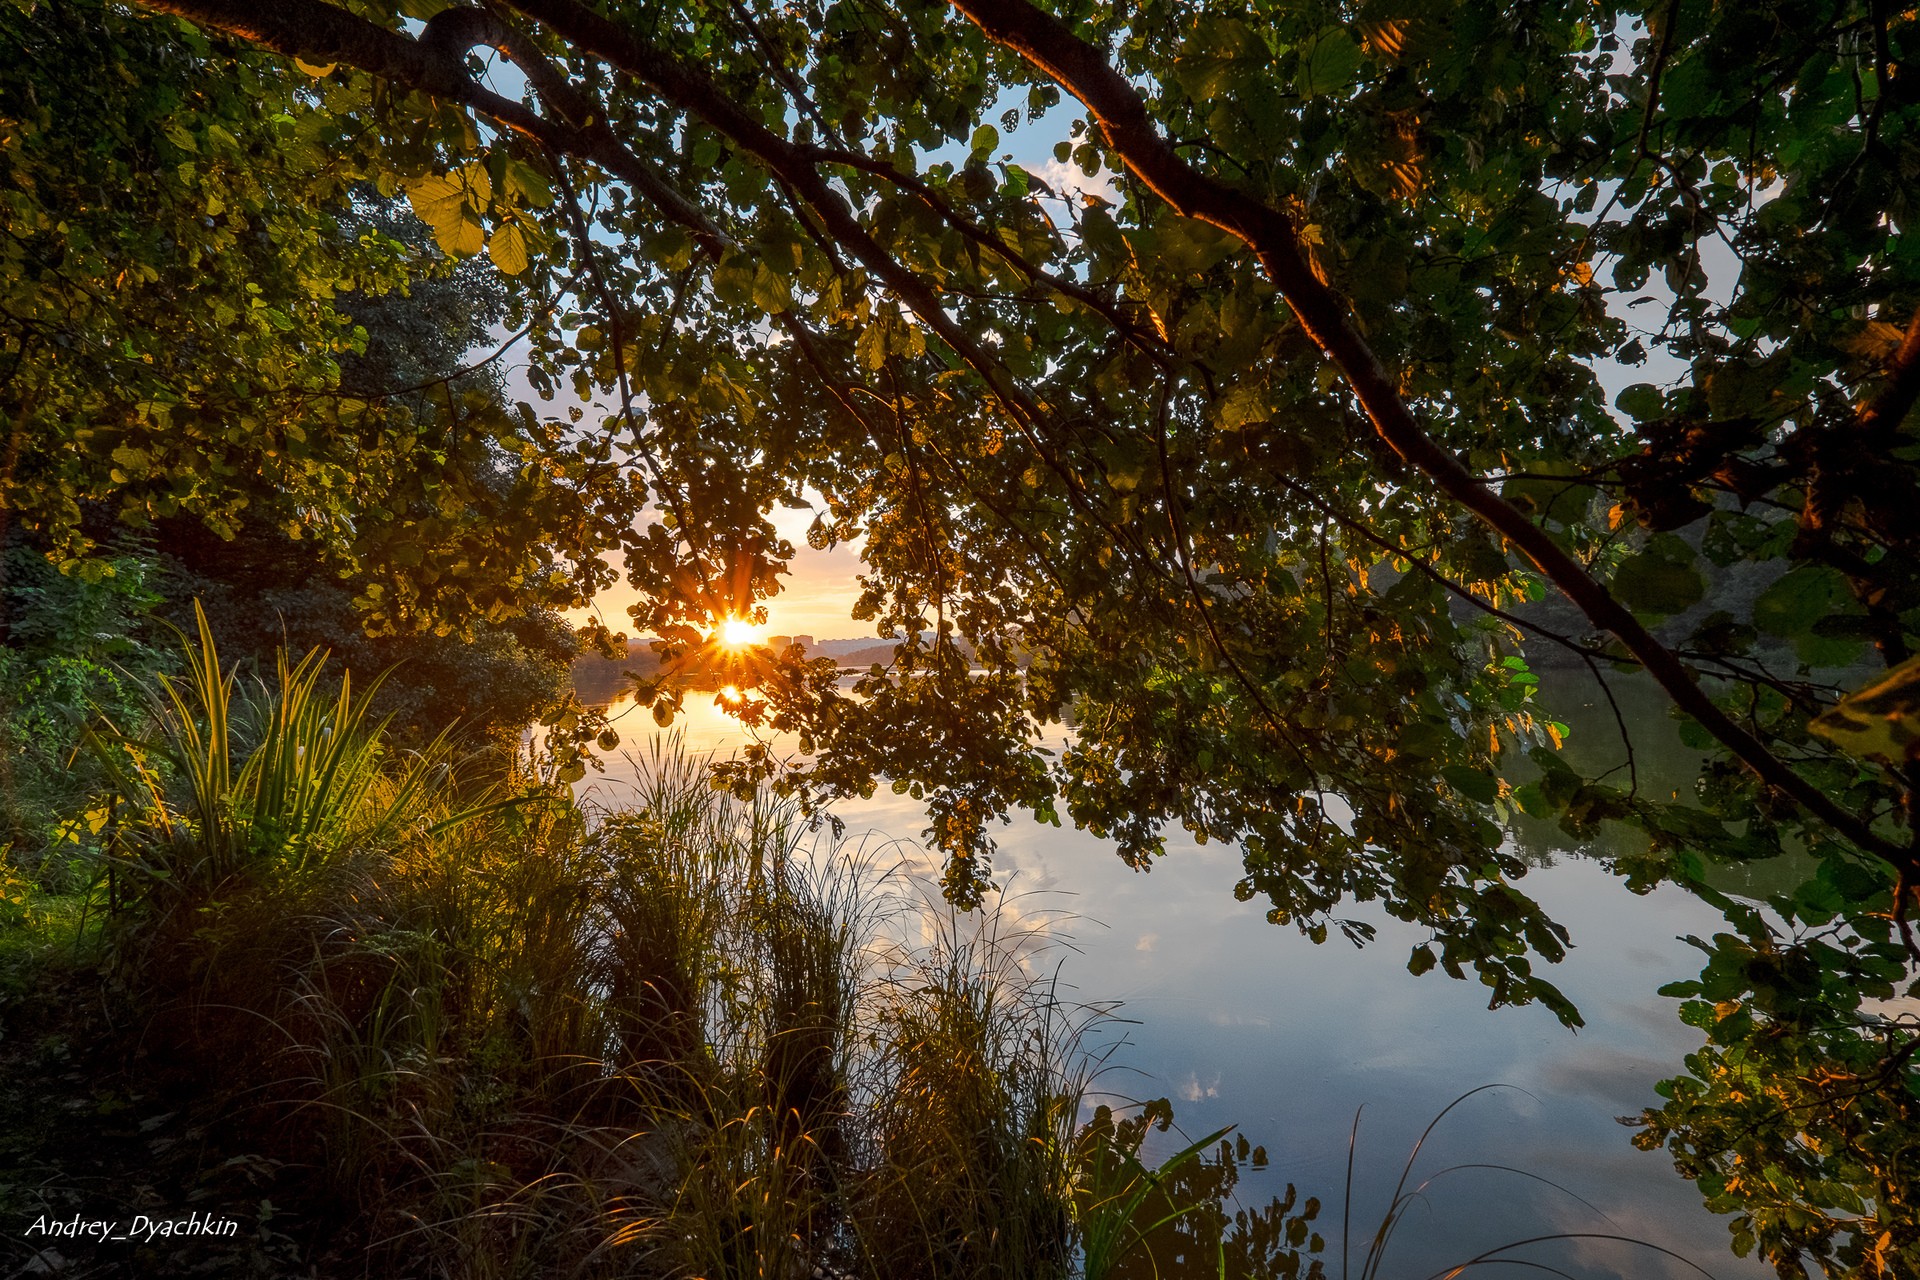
[1615,383,1664,421]
[1614,550,1703,616]
[1793,632,1864,668]
[1441,764,1498,804]
[442,213,485,257]
[1396,720,1451,759]
[486,222,529,275]
[503,158,552,208]
[1503,466,1597,525]
[856,322,887,371]
[406,173,464,227]
[1512,783,1548,817]
[406,168,488,257]
[1297,28,1362,97]
[1173,16,1269,101]
[1753,566,1852,637]
[1217,381,1270,429]
[751,261,793,313]
[1811,654,1920,764]
[1460,537,1511,583]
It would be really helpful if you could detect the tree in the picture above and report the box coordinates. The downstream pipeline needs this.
[0,0,631,638]
[27,0,1920,1269]
[146,198,585,744]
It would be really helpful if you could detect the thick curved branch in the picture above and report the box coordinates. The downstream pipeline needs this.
[497,0,1178,590]
[139,0,1905,867]
[140,0,728,250]
[797,143,1175,367]
[948,0,1906,866]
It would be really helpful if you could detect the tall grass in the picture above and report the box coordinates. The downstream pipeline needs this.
[46,622,1712,1279]
[844,887,1084,1280]
[79,605,458,1078]
[103,602,446,887]
[83,623,1205,1277]
[1331,1087,1719,1280]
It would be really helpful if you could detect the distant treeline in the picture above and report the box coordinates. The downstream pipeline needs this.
[571,637,915,705]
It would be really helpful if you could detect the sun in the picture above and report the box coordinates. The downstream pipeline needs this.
[718,617,761,648]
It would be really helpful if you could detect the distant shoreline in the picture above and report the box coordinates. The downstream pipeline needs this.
[571,637,926,705]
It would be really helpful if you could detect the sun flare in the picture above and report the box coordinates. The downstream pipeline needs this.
[718,618,760,648]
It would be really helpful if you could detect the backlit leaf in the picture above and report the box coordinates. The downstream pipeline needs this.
[1810,655,1920,763]
[487,222,529,275]
[1297,28,1362,96]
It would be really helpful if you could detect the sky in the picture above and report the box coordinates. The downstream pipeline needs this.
[571,506,872,642]
[533,113,1119,645]
[564,153,1120,644]
[475,35,1703,648]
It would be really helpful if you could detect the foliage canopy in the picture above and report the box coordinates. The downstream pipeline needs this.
[0,0,630,632]
[8,0,1920,1270]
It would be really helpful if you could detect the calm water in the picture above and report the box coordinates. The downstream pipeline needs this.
[572,668,1774,1280]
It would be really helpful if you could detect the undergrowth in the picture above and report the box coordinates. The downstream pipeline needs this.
[0,615,1330,1279]
[0,615,1709,1280]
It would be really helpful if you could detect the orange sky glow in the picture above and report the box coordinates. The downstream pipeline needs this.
[568,508,870,643]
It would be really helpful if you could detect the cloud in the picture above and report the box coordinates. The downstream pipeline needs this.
[1029,157,1120,211]
[1176,1071,1220,1103]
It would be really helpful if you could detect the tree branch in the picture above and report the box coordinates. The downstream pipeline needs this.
[137,0,1910,869]
[797,143,1174,368]
[496,0,1179,593]
[139,0,729,251]
[947,0,1908,869]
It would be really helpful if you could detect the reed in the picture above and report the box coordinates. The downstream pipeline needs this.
[1076,1105,1233,1280]
[1334,1086,1719,1280]
[74,625,1327,1278]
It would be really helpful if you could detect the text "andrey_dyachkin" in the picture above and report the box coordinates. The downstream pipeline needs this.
[24,1212,241,1242]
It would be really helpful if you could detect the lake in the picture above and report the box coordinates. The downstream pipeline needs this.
[571,665,1775,1280]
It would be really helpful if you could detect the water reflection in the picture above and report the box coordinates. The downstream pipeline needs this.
[573,672,1772,1280]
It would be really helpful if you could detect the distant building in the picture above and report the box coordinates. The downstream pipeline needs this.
[767,634,813,652]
